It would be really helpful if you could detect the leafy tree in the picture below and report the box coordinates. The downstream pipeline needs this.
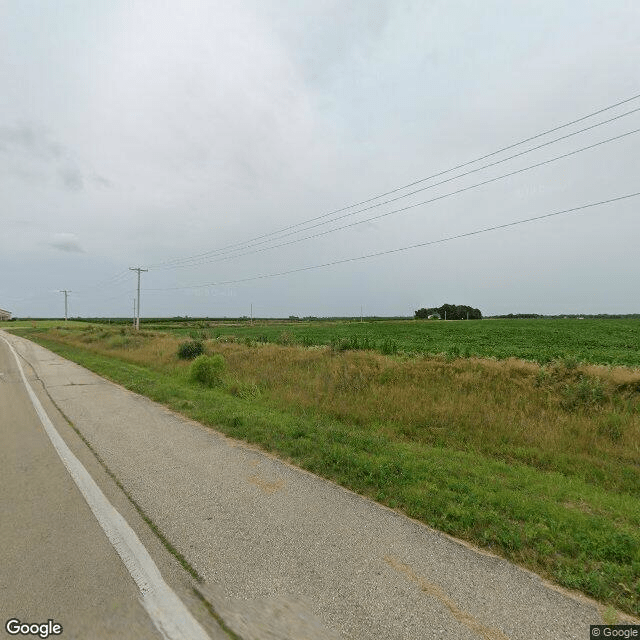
[414,304,482,320]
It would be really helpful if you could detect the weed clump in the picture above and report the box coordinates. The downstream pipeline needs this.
[562,355,580,370]
[227,379,261,399]
[598,413,624,442]
[177,340,205,360]
[330,335,376,353]
[380,337,399,355]
[190,354,225,387]
[562,377,606,411]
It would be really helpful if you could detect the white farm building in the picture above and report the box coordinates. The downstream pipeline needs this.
[0,308,12,321]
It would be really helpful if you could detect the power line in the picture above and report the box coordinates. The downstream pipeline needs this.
[82,277,132,297]
[148,91,640,269]
[147,191,640,291]
[49,94,640,310]
[90,290,134,304]
[0,290,55,303]
[74,269,131,295]
[151,127,640,269]
[158,115,640,269]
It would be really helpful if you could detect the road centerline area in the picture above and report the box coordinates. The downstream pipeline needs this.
[1,336,212,640]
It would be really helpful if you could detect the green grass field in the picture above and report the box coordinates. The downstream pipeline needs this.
[7,320,640,617]
[144,318,640,367]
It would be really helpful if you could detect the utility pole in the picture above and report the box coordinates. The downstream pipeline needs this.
[129,267,147,330]
[360,305,363,323]
[250,303,253,325]
[59,290,71,321]
[133,298,136,327]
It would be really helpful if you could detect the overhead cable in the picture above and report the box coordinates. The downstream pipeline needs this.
[148,91,640,269]
[147,191,640,291]
[152,127,640,269]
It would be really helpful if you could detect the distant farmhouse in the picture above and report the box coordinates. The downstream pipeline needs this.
[0,308,12,321]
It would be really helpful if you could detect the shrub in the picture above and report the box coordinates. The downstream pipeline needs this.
[562,377,607,411]
[177,340,205,360]
[190,354,225,387]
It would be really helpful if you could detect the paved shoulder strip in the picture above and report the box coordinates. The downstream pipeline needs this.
[1,336,212,640]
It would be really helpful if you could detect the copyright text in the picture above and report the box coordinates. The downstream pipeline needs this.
[590,626,640,639]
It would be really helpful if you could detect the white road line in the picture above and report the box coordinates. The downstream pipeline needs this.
[1,336,212,640]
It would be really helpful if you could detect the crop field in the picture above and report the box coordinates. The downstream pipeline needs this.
[8,319,640,617]
[146,317,640,367]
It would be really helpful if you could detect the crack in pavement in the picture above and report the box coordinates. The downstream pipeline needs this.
[384,555,510,640]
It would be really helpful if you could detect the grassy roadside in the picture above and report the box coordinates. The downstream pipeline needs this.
[11,325,640,616]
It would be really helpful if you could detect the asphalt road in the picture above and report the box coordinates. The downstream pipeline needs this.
[0,334,176,638]
[0,335,236,639]
[1,331,634,639]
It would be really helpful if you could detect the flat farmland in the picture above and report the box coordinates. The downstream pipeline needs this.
[149,318,640,367]
[10,319,640,616]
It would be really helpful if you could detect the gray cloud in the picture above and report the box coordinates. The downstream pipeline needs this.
[0,123,108,192]
[0,124,63,159]
[90,173,113,188]
[49,233,84,253]
[59,167,84,191]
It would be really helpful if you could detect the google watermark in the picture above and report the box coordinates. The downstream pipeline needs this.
[5,619,63,638]
[591,626,640,638]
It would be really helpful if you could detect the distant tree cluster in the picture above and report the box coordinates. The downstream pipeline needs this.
[491,313,542,319]
[487,313,640,319]
[414,304,482,320]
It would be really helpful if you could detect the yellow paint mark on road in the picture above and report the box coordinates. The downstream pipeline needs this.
[384,555,509,640]
[248,473,285,495]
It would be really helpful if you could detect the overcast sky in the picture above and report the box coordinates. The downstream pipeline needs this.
[1,1,639,318]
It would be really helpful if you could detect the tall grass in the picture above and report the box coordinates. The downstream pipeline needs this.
[21,324,640,489]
